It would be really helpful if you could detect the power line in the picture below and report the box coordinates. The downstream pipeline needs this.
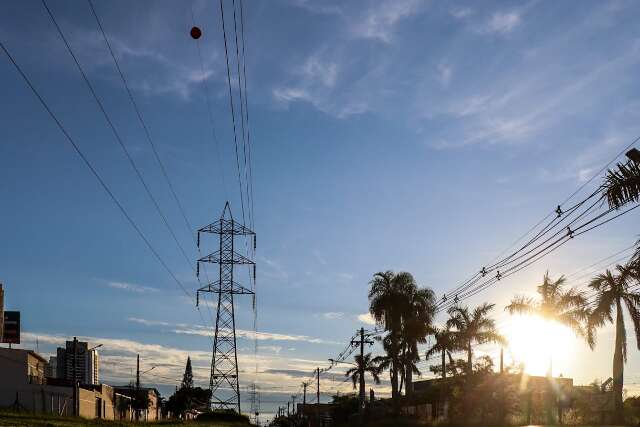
[41,0,197,283]
[0,39,191,299]
[218,0,247,226]
[87,0,200,249]
[231,0,252,230]
[189,3,229,201]
[437,138,639,308]
[437,203,639,313]
[238,0,255,232]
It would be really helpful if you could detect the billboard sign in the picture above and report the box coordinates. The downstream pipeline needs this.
[2,311,20,344]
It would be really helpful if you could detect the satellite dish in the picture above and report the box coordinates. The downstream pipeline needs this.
[190,26,202,40]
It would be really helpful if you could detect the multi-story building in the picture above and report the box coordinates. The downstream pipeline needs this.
[55,340,99,385]
[45,356,57,378]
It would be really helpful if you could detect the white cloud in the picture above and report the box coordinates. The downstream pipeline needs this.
[321,312,344,320]
[106,281,158,293]
[486,11,521,34]
[19,331,328,392]
[450,7,473,19]
[338,273,354,281]
[437,62,453,87]
[300,56,338,88]
[352,0,423,43]
[357,313,376,325]
[128,317,339,344]
[273,87,310,103]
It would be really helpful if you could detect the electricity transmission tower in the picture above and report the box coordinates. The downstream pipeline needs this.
[248,383,260,426]
[197,202,256,412]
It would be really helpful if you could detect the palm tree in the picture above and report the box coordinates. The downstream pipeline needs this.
[506,272,594,360]
[601,148,640,209]
[345,353,382,394]
[446,303,505,376]
[588,261,640,424]
[401,286,436,396]
[426,326,460,380]
[507,272,592,425]
[368,271,405,401]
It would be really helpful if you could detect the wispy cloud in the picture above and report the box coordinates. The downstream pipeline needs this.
[351,0,424,43]
[486,11,521,34]
[321,312,344,320]
[437,62,453,87]
[357,313,376,325]
[128,317,340,345]
[106,281,158,293]
[450,7,473,19]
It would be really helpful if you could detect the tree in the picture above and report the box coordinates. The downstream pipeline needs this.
[166,386,211,418]
[181,356,194,390]
[601,148,640,210]
[345,353,381,392]
[507,272,592,424]
[368,271,436,402]
[426,326,460,380]
[400,287,436,396]
[506,272,594,358]
[587,261,640,424]
[446,303,505,376]
[368,271,411,402]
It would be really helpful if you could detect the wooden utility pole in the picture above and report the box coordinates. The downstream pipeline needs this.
[72,337,78,417]
[303,381,308,406]
[316,367,320,422]
[351,328,373,416]
[135,354,140,421]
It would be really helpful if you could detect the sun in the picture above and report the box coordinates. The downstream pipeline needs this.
[501,314,575,377]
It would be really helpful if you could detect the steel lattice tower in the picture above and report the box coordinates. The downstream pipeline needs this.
[196,202,255,412]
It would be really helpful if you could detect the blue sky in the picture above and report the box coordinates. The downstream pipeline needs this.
[2,0,640,420]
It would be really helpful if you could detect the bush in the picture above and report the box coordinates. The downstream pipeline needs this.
[195,410,250,423]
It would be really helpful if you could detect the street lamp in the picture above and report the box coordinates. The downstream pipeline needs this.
[328,358,356,366]
[141,366,156,375]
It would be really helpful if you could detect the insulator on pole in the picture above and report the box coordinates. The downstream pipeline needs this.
[556,205,563,217]
[197,262,200,277]
[197,232,200,248]
[567,226,574,238]
[253,265,256,281]
[254,235,256,250]
[196,291,199,307]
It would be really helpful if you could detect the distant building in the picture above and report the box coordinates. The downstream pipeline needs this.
[0,348,118,420]
[113,385,161,421]
[45,356,57,379]
[0,347,47,386]
[56,340,99,385]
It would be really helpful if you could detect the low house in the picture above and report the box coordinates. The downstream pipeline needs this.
[113,385,161,421]
[411,372,574,424]
[0,348,116,419]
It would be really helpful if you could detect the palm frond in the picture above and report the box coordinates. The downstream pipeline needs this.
[505,295,535,315]
[601,160,640,209]
[623,293,640,351]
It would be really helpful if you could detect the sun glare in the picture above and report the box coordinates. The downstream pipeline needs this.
[502,315,575,377]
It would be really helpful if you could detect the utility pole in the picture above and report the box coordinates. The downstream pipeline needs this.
[316,367,320,422]
[135,354,140,421]
[72,337,78,417]
[196,202,256,412]
[351,328,374,416]
[291,395,297,417]
[302,381,308,407]
[287,401,290,417]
